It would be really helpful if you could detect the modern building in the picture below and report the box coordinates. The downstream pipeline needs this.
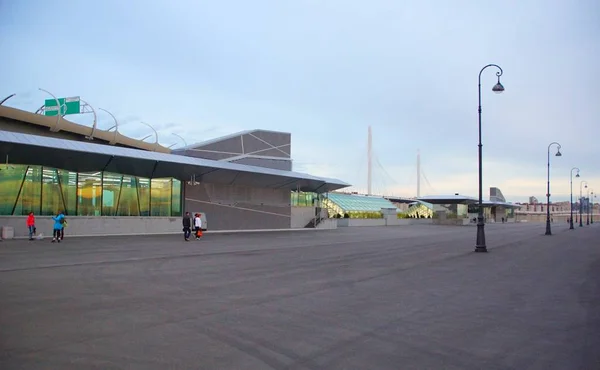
[0,105,350,236]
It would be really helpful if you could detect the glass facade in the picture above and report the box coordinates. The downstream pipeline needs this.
[0,165,182,217]
[291,191,318,207]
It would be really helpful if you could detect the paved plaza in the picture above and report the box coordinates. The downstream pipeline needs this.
[0,222,599,369]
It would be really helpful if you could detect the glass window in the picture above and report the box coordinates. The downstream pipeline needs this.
[138,178,150,216]
[58,170,77,216]
[102,172,122,216]
[171,179,181,216]
[41,167,63,215]
[117,176,140,216]
[77,172,102,216]
[13,166,42,216]
[0,165,28,215]
[151,178,171,216]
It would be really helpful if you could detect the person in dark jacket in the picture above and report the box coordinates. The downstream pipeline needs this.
[182,212,192,241]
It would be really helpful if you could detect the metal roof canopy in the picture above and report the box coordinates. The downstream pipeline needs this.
[417,195,519,208]
[417,195,479,205]
[0,130,350,193]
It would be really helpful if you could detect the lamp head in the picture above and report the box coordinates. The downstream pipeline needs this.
[492,77,505,94]
[576,173,580,178]
[555,148,562,157]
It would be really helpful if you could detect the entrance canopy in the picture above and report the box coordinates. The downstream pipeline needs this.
[0,130,350,193]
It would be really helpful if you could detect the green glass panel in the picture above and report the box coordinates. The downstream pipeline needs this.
[58,170,77,216]
[138,177,150,216]
[102,172,122,216]
[41,167,63,215]
[13,166,42,216]
[1,165,28,215]
[77,172,102,216]
[171,179,181,216]
[117,176,140,216]
[150,178,171,216]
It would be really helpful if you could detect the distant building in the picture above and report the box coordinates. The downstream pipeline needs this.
[529,196,539,204]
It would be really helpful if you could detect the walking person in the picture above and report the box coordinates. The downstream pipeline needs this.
[51,210,65,243]
[182,211,192,241]
[26,212,36,240]
[60,217,67,240]
[194,213,203,240]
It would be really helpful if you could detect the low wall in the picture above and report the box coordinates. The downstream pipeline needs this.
[0,216,184,238]
[433,218,467,226]
[348,219,386,227]
[291,207,317,228]
[336,217,433,228]
[515,213,594,223]
[317,219,337,229]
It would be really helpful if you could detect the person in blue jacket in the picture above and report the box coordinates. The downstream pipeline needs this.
[52,210,65,243]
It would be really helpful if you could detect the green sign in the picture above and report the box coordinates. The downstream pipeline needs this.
[44,97,81,116]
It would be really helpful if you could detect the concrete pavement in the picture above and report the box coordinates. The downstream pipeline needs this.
[0,222,599,369]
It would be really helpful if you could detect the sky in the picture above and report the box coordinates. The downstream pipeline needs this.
[1,0,599,203]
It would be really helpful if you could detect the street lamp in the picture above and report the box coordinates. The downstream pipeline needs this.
[580,180,588,227]
[591,191,595,224]
[586,186,590,225]
[545,142,561,235]
[475,64,504,253]
[570,167,580,229]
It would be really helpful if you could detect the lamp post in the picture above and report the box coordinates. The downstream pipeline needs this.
[591,191,595,224]
[586,186,590,225]
[545,142,562,235]
[580,180,587,227]
[569,168,580,229]
[475,64,505,253]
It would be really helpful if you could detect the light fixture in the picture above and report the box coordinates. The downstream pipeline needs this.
[555,148,562,157]
[492,78,505,94]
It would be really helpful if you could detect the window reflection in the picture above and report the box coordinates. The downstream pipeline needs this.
[77,172,102,216]
[151,178,171,216]
[0,165,181,217]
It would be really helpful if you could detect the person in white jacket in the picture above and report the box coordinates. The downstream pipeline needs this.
[194,213,203,239]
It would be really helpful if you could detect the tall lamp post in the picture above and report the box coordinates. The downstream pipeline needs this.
[591,191,595,224]
[579,180,588,227]
[475,64,505,253]
[570,167,580,229]
[586,186,590,225]
[545,142,562,235]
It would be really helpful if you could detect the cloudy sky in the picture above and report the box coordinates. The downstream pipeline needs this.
[1,0,599,202]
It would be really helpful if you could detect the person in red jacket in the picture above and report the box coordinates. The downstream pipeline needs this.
[26,212,36,240]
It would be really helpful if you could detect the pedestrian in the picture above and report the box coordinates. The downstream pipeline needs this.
[26,212,36,240]
[60,216,67,240]
[182,211,192,241]
[194,213,203,240]
[51,210,65,243]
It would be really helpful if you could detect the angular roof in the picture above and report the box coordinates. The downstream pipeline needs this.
[325,193,399,212]
[179,129,290,151]
[417,195,479,204]
[0,130,350,193]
